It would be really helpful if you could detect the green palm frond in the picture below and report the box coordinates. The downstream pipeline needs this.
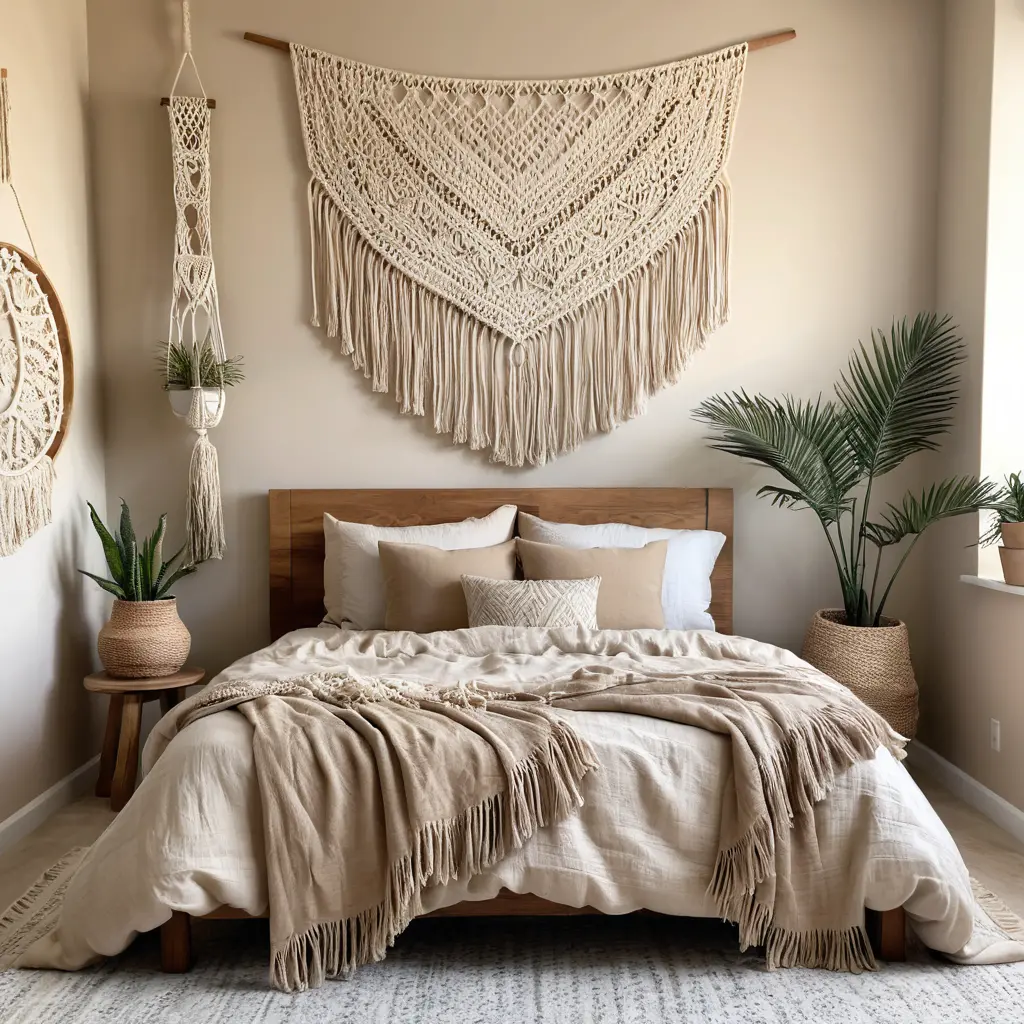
[835,313,963,478]
[694,391,860,526]
[863,476,1000,548]
[981,473,1024,545]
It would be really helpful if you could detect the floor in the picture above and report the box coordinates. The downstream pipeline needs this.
[1,764,1023,920]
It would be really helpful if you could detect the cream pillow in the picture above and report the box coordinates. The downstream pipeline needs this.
[378,540,517,632]
[323,505,517,629]
[462,575,600,629]
[516,538,667,629]
[517,511,725,631]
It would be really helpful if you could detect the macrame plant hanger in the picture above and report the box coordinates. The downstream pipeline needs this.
[165,0,227,562]
[0,68,66,556]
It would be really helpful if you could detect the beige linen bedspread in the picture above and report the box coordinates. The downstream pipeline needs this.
[15,627,1024,979]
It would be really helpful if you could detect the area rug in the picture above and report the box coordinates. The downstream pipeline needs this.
[2,904,1024,1024]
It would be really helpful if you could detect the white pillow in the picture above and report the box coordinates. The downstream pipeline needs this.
[324,505,518,629]
[517,511,725,631]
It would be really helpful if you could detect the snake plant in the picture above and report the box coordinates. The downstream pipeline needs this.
[694,313,999,627]
[80,500,197,601]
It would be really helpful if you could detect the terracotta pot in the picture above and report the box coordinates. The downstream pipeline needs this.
[801,609,917,738]
[1000,522,1024,549]
[97,598,191,679]
[999,546,1024,587]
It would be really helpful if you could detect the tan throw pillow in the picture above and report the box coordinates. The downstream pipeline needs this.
[378,540,517,632]
[462,575,600,629]
[516,538,668,629]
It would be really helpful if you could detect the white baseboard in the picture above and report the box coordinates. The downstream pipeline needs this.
[908,741,1024,847]
[0,755,100,856]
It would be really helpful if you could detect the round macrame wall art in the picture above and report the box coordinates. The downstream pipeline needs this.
[0,241,73,556]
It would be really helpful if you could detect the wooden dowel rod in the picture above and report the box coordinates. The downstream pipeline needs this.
[1,68,7,79]
[160,97,217,108]
[242,27,796,57]
[243,32,289,52]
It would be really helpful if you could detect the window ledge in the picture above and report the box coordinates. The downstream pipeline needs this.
[960,574,1024,597]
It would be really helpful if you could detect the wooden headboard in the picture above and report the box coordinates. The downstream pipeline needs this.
[269,488,733,640]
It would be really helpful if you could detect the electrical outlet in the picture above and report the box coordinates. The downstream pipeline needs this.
[991,718,1001,753]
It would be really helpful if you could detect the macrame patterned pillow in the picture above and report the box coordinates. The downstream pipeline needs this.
[461,575,600,629]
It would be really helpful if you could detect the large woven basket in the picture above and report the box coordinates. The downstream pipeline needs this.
[97,598,191,679]
[801,609,918,738]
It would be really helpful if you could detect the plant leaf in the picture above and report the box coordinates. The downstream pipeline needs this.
[836,313,964,479]
[694,391,862,526]
[863,476,999,548]
[78,569,126,599]
[155,562,197,599]
[87,502,124,587]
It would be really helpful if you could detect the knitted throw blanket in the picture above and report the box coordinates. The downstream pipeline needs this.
[289,43,746,466]
[174,663,904,992]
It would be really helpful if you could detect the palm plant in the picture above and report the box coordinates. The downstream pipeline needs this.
[694,313,998,627]
[80,500,197,600]
[981,472,1024,546]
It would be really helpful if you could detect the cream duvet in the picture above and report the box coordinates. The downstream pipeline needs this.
[15,626,1024,972]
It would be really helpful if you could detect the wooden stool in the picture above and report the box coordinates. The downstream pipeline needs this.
[85,668,205,811]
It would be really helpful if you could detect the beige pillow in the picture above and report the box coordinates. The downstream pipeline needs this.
[516,538,667,629]
[378,540,517,632]
[462,575,600,629]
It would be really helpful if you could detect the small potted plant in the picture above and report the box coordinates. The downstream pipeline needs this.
[983,473,1024,586]
[694,313,998,738]
[159,334,245,428]
[80,500,198,678]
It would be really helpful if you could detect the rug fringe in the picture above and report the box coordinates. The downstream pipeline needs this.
[971,876,1024,941]
[0,846,89,969]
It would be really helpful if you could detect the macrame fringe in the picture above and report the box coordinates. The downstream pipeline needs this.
[0,458,55,557]
[0,846,88,969]
[707,699,904,962]
[271,720,596,992]
[186,432,224,562]
[971,876,1024,941]
[308,177,731,467]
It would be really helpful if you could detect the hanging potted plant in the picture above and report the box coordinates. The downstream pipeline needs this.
[159,334,244,427]
[982,473,1024,586]
[694,313,999,738]
[80,500,198,678]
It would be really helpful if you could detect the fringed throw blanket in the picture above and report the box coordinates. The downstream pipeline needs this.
[171,661,904,991]
[290,44,746,465]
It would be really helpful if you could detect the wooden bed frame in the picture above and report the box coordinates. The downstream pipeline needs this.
[160,487,905,971]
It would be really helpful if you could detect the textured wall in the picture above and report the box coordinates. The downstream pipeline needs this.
[0,0,108,823]
[84,0,941,679]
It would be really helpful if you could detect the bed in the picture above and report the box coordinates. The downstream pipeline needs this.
[13,486,1011,986]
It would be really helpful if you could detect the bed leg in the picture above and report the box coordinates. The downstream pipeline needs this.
[867,907,906,962]
[161,911,193,973]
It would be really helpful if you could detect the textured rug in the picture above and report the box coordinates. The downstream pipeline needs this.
[2,911,1024,1024]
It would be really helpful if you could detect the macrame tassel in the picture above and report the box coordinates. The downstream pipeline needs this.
[0,460,55,557]
[308,177,731,467]
[186,431,224,562]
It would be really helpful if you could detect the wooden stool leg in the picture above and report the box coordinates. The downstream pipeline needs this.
[867,906,906,961]
[95,694,124,799]
[161,911,193,973]
[111,694,143,812]
[159,687,187,716]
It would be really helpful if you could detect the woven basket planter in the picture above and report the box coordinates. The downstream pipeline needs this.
[97,598,191,679]
[801,609,918,738]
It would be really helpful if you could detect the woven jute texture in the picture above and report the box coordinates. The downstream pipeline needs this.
[97,598,191,679]
[801,609,918,738]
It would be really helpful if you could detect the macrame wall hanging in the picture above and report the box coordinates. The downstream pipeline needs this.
[0,68,72,556]
[243,28,793,466]
[165,0,229,562]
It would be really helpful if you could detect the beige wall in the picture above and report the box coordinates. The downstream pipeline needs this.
[921,0,1024,809]
[0,0,108,823]
[85,2,941,676]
